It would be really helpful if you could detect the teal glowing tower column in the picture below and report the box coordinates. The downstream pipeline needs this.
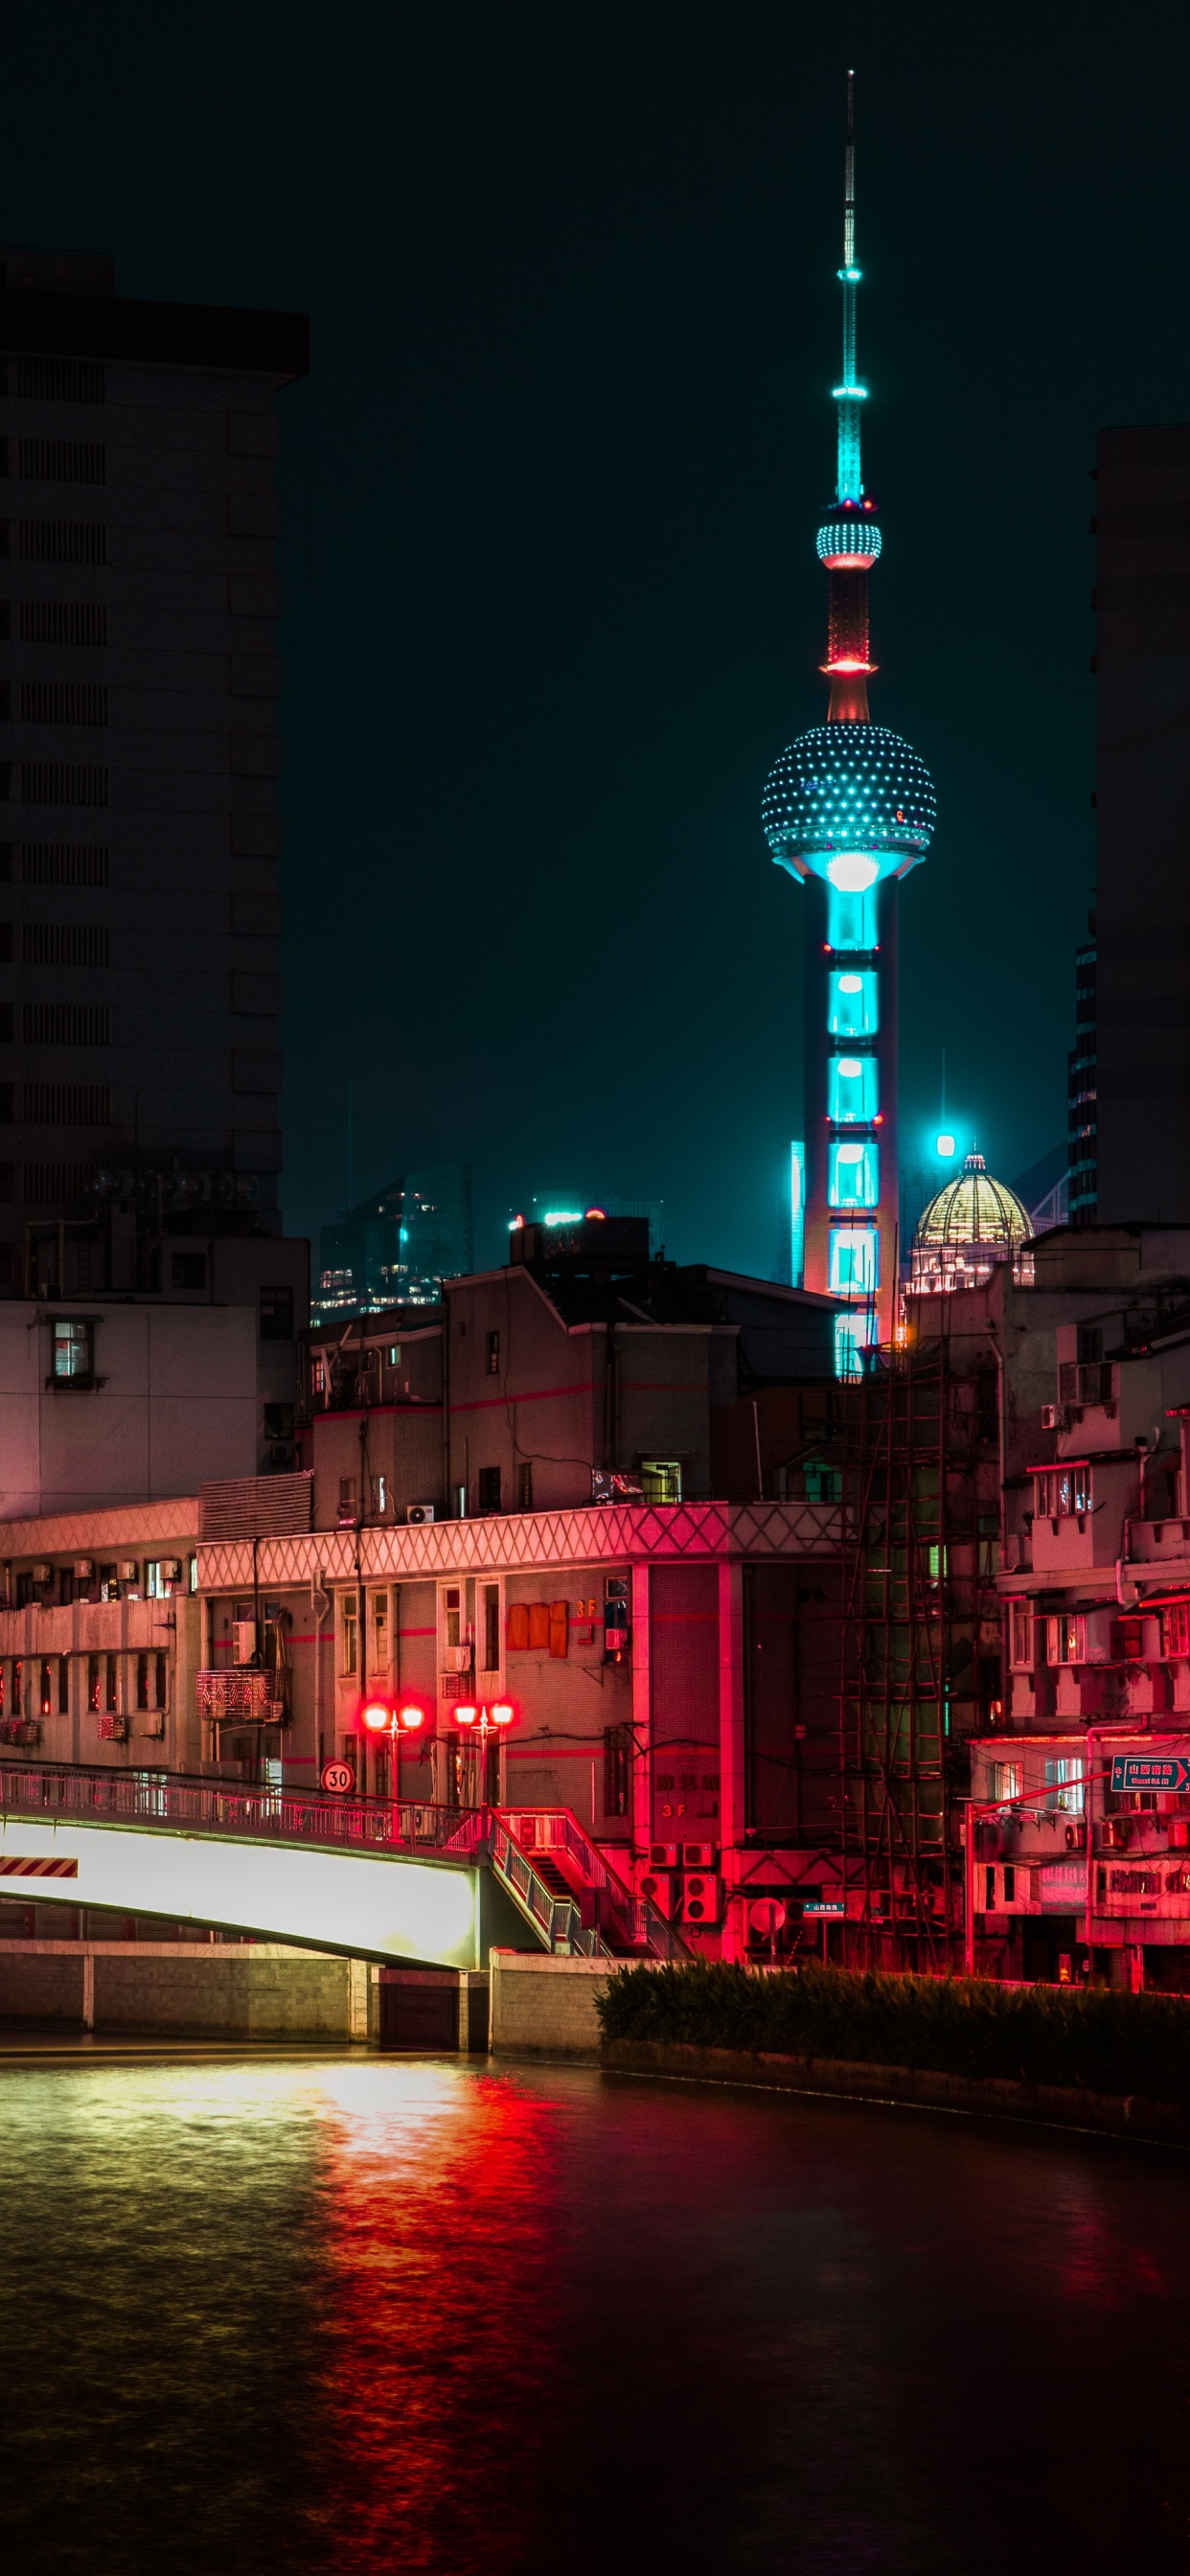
[762,73,935,1365]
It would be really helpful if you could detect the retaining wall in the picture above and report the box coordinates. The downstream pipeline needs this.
[489,1948,608,2058]
[0,1942,370,2038]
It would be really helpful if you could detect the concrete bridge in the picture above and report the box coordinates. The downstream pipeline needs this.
[0,1762,677,1968]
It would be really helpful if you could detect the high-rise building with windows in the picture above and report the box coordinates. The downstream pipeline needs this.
[761,84,935,1364]
[0,247,307,1297]
[315,1165,473,1322]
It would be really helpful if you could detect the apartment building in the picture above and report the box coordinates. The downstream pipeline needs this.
[0,246,307,1294]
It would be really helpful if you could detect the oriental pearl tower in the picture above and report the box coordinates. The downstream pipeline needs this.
[763,75,935,1364]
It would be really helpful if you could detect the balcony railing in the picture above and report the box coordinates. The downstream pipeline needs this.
[195,1669,287,1727]
[0,1757,490,1859]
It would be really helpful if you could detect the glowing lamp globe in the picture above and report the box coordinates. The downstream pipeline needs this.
[763,723,936,887]
[360,1696,394,1733]
[398,1702,424,1731]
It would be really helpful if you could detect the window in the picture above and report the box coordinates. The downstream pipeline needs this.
[99,1565,120,1602]
[604,1724,631,1818]
[172,1253,206,1291]
[1044,1757,1085,1815]
[342,1598,358,1676]
[826,1052,879,1124]
[516,1460,534,1511]
[444,1586,462,1650]
[640,1460,681,1505]
[18,604,107,648]
[19,842,107,885]
[337,1477,356,1524]
[828,1224,879,1297]
[482,1584,500,1672]
[369,1473,387,1514]
[477,1465,502,1513]
[988,1760,1022,1807]
[51,1317,93,1384]
[312,1359,328,1397]
[146,1561,182,1599]
[827,969,879,1037]
[57,1657,68,1715]
[24,1083,110,1125]
[11,765,108,808]
[22,923,108,964]
[1163,1603,1190,1658]
[13,438,105,484]
[1077,1324,1103,1364]
[1009,1603,1032,1668]
[261,1285,294,1342]
[87,1655,101,1714]
[19,681,107,725]
[828,1138,879,1208]
[14,518,106,564]
[371,1592,389,1668]
[23,1003,108,1045]
[1045,1614,1086,1667]
[39,1661,52,1717]
[136,1654,150,1712]
[487,1330,500,1376]
[15,355,104,402]
[264,1403,294,1441]
[1035,1465,1092,1521]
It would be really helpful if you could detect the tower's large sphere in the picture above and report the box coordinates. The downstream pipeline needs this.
[763,723,936,883]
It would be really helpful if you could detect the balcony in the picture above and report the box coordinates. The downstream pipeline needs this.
[195,1669,287,1727]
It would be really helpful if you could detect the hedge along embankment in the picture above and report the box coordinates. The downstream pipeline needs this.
[596,1961,1190,2113]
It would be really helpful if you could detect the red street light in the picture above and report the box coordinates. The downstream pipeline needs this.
[359,1694,426,1737]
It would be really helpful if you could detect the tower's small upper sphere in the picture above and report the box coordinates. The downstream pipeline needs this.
[763,723,936,885]
[817,513,881,570]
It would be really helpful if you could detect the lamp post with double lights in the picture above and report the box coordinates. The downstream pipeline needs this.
[454,1699,516,1806]
[359,1692,425,1806]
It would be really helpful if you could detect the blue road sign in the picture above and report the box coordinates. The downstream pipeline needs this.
[1110,1754,1190,1795]
[803,1898,846,1917]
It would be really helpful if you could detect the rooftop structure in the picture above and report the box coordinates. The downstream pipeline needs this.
[909,1152,1033,1293]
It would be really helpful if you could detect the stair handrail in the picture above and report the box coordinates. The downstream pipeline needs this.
[488,1812,603,1957]
[496,1805,693,1960]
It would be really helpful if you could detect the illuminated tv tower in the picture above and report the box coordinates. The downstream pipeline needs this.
[762,74,935,1365]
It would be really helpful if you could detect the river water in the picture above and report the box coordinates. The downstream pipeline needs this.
[0,2052,1185,2575]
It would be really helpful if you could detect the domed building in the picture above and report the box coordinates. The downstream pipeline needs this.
[909,1153,1033,1294]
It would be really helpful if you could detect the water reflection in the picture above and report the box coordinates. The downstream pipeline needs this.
[0,2057,1187,2574]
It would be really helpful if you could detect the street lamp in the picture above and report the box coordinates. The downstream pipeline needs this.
[454,1700,516,1805]
[359,1694,425,1795]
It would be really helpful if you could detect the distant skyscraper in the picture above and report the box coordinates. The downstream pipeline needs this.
[0,248,307,1297]
[315,1164,473,1320]
[1084,423,1190,1224]
[761,81,935,1363]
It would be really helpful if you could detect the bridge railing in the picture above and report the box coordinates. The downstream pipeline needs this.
[0,1758,489,1861]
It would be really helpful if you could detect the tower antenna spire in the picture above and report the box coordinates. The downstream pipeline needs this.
[835,68,863,504]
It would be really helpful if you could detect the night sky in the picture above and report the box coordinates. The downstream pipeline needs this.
[2,1,1186,1276]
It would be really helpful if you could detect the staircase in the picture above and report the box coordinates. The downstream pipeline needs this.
[492,1806,691,1961]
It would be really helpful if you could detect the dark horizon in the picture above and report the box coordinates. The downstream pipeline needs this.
[2,0,1186,1276]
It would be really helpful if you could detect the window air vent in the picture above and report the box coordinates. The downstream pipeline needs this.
[19,682,107,726]
[17,602,106,647]
[22,1002,109,1045]
[21,924,109,966]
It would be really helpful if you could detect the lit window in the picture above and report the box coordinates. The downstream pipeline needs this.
[1035,1466,1091,1520]
[1045,1614,1086,1666]
[828,1139,879,1208]
[834,1317,865,1380]
[827,970,879,1035]
[51,1317,93,1383]
[640,1460,682,1504]
[828,1225,879,1296]
[1044,1757,1085,1814]
[1009,1603,1032,1668]
[827,1052,879,1122]
[988,1760,1021,1807]
[825,885,879,952]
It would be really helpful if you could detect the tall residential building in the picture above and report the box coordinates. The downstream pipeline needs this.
[761,80,935,1364]
[0,247,308,1297]
[1091,422,1190,1224]
[315,1164,473,1320]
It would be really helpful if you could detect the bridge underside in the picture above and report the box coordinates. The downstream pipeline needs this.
[0,1816,536,1967]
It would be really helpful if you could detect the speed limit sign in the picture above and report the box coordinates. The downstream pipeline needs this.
[321,1759,355,1794]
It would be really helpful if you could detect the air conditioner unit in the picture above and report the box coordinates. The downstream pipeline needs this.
[118,1560,139,1581]
[74,1558,94,1579]
[33,1562,51,1582]
[98,1715,128,1741]
[681,1872,721,1925]
[443,1645,472,1674]
[1041,1405,1061,1431]
[683,1842,717,1868]
[232,1620,258,1666]
[649,1842,679,1868]
[407,1503,436,1526]
[639,1870,675,1918]
[160,1560,181,1579]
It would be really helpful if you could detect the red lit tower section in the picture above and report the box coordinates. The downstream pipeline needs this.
[762,74,934,1363]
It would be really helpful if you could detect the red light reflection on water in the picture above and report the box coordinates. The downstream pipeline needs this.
[309,2065,560,2573]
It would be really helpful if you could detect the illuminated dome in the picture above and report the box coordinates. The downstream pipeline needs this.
[910,1152,1033,1294]
[763,723,936,886]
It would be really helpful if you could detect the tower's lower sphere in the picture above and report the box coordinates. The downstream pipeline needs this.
[763,723,936,879]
